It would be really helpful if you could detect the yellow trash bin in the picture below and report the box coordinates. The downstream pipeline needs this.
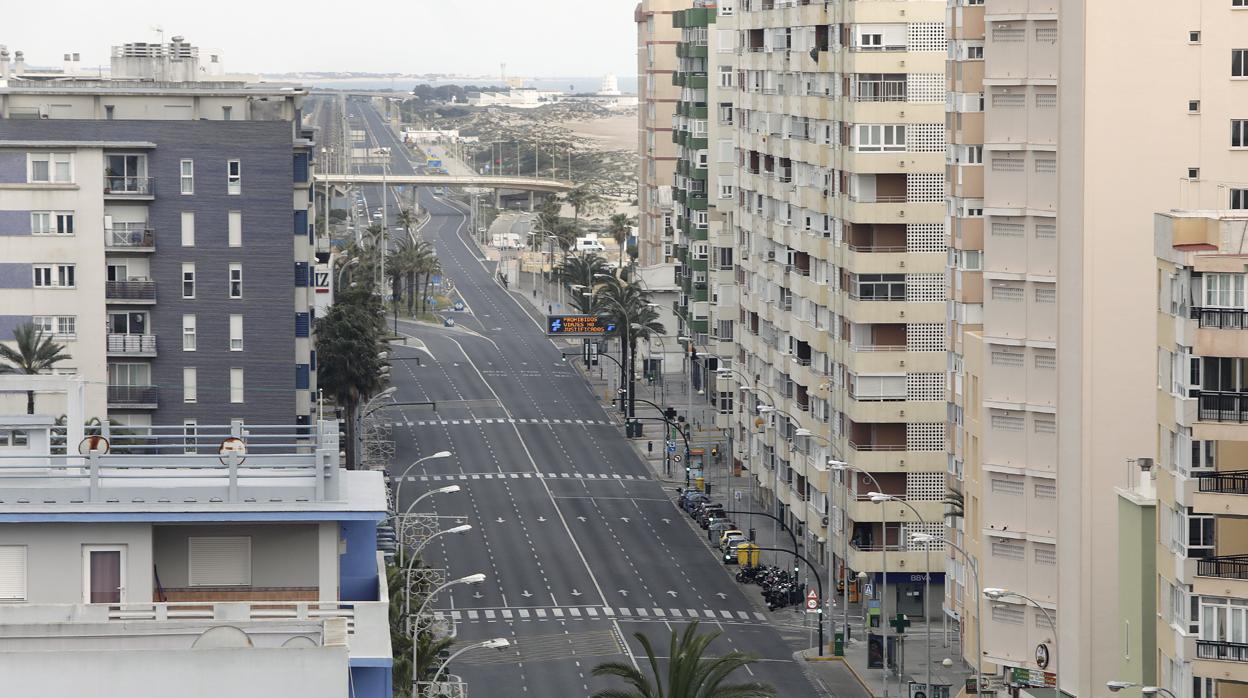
[737,542,760,567]
[695,476,705,492]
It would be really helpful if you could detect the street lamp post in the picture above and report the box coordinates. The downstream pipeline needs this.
[985,587,1058,694]
[411,573,488,683]
[394,481,459,568]
[392,451,453,514]
[872,492,933,698]
[911,533,982,697]
[403,525,473,617]
[426,637,510,689]
[758,405,801,569]
[1107,682,1177,698]
[829,462,885,695]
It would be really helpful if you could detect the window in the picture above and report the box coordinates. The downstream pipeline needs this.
[1188,167,1201,180]
[28,152,72,183]
[104,105,115,120]
[33,315,75,340]
[228,211,242,247]
[1233,120,1248,148]
[228,263,243,298]
[230,368,244,403]
[230,314,244,351]
[967,45,984,59]
[31,211,73,235]
[1204,273,1245,308]
[0,546,27,601]
[188,537,251,586]
[227,159,241,195]
[183,420,198,454]
[1234,188,1248,210]
[1189,100,1201,114]
[182,315,197,351]
[182,263,196,299]
[180,159,194,194]
[855,124,906,152]
[222,105,233,121]
[1235,49,1248,77]
[33,264,75,288]
[181,211,195,247]
[183,367,197,403]
[1190,31,1202,44]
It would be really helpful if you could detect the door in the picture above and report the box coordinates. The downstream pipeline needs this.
[83,545,126,603]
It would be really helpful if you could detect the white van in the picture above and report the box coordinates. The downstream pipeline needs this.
[575,236,606,253]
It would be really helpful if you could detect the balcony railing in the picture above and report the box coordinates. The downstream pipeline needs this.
[105,280,156,302]
[103,176,153,196]
[1197,640,1248,662]
[1199,471,1248,495]
[852,82,907,102]
[107,384,158,406]
[1197,555,1248,579]
[1192,307,1248,329]
[1198,391,1248,423]
[105,225,155,249]
[848,441,907,452]
[106,334,157,355]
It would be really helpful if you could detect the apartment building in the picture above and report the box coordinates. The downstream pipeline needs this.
[1155,211,1248,698]
[944,1,1248,695]
[0,375,390,697]
[0,40,318,430]
[727,0,949,618]
[670,1,738,423]
[637,0,682,269]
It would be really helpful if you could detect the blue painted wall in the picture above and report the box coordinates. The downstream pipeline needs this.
[0,316,32,340]
[0,210,31,236]
[348,665,392,698]
[0,263,32,289]
[339,520,379,602]
[0,152,25,183]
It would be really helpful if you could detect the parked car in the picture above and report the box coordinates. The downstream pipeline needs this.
[697,506,726,528]
[722,536,748,564]
[707,520,737,541]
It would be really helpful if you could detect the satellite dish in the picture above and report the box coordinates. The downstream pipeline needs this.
[77,435,110,455]
[218,437,247,465]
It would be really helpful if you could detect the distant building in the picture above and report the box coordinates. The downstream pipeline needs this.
[597,74,621,96]
[466,88,563,109]
[0,39,319,430]
[0,375,391,697]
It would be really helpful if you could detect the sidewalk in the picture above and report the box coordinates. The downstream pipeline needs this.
[466,218,972,697]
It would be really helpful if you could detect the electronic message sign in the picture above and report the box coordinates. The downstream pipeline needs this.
[546,315,616,337]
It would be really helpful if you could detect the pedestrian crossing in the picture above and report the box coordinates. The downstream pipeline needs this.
[396,417,614,428]
[408,471,648,482]
[435,606,767,624]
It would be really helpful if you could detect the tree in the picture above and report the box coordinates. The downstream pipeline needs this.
[314,285,387,468]
[387,564,455,698]
[564,186,602,224]
[0,323,72,414]
[554,254,610,293]
[593,280,666,419]
[591,622,775,698]
[606,213,635,270]
[417,254,443,313]
[396,208,418,238]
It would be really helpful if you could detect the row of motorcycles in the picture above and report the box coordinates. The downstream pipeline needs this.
[735,564,807,611]
[677,488,807,612]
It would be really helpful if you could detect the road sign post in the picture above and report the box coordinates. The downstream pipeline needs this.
[805,588,819,613]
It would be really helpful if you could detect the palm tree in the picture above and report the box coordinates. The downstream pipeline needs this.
[314,285,387,468]
[536,197,562,240]
[606,213,635,271]
[554,253,610,293]
[0,323,72,414]
[417,254,443,313]
[564,185,602,224]
[395,208,418,239]
[591,622,775,698]
[593,279,666,419]
[387,564,455,698]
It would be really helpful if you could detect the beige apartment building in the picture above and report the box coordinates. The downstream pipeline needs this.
[728,0,950,624]
[946,0,1248,695]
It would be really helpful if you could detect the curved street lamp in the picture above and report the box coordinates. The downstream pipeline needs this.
[984,587,1058,691]
[912,532,983,695]
[427,637,510,688]
[1107,682,1177,698]
[411,573,488,680]
[392,451,454,515]
[871,492,934,697]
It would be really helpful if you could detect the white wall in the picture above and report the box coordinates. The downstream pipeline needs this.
[0,646,348,698]
[0,523,152,603]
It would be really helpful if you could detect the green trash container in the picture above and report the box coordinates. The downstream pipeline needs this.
[833,631,845,656]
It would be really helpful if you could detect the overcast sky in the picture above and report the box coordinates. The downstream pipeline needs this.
[7,1,640,76]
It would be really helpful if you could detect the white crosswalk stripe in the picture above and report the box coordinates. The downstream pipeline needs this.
[449,606,765,624]
[402,417,613,428]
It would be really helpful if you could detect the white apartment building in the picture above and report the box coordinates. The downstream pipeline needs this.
[637,0,683,269]
[730,0,950,623]
[0,375,391,697]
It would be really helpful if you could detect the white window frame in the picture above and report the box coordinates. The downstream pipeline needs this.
[230,368,244,403]
[31,211,73,236]
[228,211,242,247]
[183,367,197,404]
[181,211,195,247]
[1203,273,1246,309]
[27,152,73,183]
[227,159,241,195]
[188,537,252,587]
[229,314,244,351]
[180,159,194,195]
[182,263,196,299]
[228,263,243,299]
[0,546,27,601]
[183,419,198,454]
[855,124,906,152]
[33,264,75,288]
[182,314,197,351]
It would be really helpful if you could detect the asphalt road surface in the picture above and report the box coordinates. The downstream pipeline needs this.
[340,99,821,697]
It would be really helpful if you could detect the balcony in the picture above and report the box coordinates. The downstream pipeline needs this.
[107,384,158,408]
[1198,640,1248,662]
[105,223,155,251]
[1195,640,1248,682]
[1192,307,1248,329]
[1195,470,1248,517]
[106,334,157,357]
[852,81,907,103]
[1198,391,1248,423]
[105,280,156,304]
[1195,555,1248,600]
[1192,308,1248,358]
[103,176,154,198]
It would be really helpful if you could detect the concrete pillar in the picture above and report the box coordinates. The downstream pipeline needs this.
[529,191,535,211]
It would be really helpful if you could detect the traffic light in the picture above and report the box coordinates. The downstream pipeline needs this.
[664,407,677,422]
[710,446,719,458]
